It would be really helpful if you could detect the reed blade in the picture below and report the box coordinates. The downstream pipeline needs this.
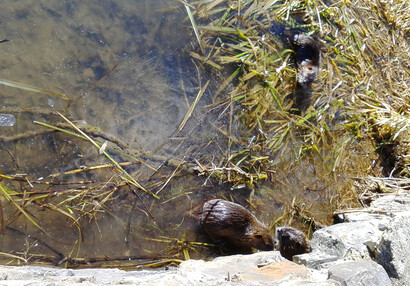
[0,78,69,100]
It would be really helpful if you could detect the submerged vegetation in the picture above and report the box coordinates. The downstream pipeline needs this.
[190,0,409,178]
[0,0,409,267]
[189,0,409,198]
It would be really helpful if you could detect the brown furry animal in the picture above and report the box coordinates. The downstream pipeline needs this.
[291,34,321,85]
[199,199,274,252]
[276,226,311,260]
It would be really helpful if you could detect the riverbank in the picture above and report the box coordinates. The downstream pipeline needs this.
[2,191,410,285]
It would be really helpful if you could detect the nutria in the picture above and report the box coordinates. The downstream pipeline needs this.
[291,34,321,85]
[268,24,320,85]
[199,199,274,252]
[276,226,311,260]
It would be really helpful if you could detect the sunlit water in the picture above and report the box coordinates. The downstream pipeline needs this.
[0,0,232,265]
[0,0,367,266]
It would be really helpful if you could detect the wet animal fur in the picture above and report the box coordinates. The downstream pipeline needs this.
[291,34,321,85]
[276,226,311,260]
[199,199,274,252]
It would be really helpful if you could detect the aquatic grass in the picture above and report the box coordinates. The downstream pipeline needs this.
[189,0,409,227]
[56,112,159,199]
[47,203,83,260]
[0,252,28,264]
[142,235,214,261]
[32,120,195,175]
[1,114,190,266]
[0,184,48,235]
[0,165,154,266]
[183,0,204,53]
[0,78,69,101]
[49,162,135,178]
[178,80,210,132]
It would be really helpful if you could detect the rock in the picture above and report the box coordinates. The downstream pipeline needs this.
[0,265,178,286]
[294,252,340,269]
[306,221,383,262]
[337,194,410,284]
[374,212,410,285]
[0,265,75,281]
[0,251,342,286]
[341,193,410,224]
[328,260,391,286]
[371,194,410,214]
[0,113,16,127]
[178,251,285,282]
[241,260,342,285]
[239,260,308,282]
[338,193,410,224]
[178,252,339,285]
[292,193,410,285]
[340,211,391,224]
[279,282,342,286]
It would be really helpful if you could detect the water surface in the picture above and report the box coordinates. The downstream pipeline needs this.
[0,0,366,266]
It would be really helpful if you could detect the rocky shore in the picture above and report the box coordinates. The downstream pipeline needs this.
[1,192,409,286]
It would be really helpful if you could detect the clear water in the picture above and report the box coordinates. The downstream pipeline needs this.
[0,0,366,267]
[0,0,232,265]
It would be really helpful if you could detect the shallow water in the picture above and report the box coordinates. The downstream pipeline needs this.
[0,0,369,266]
[0,0,230,264]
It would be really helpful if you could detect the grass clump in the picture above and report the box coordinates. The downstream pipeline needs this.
[188,0,409,217]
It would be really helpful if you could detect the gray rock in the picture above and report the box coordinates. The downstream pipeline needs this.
[294,252,340,269]
[0,113,16,127]
[274,280,342,286]
[0,266,76,282]
[309,221,383,260]
[341,211,391,224]
[340,193,410,224]
[374,212,410,284]
[293,193,410,285]
[0,265,183,286]
[179,251,290,285]
[328,260,391,286]
[0,252,339,286]
[371,194,410,214]
[179,250,285,279]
